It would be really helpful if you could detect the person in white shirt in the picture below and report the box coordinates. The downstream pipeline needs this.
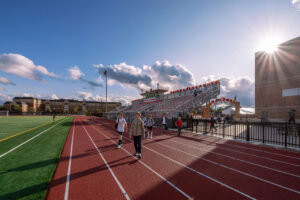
[142,114,148,136]
[161,113,168,130]
[116,113,127,148]
[146,114,155,139]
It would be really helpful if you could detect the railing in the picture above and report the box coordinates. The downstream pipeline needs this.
[190,119,300,149]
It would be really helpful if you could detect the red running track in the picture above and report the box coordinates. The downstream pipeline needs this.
[46,116,300,200]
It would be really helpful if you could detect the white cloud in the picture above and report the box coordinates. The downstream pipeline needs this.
[0,77,15,85]
[76,91,93,100]
[50,94,59,100]
[200,75,254,107]
[292,0,300,9]
[68,66,84,80]
[95,62,151,90]
[0,86,4,91]
[0,53,58,81]
[96,76,104,84]
[95,60,195,91]
[0,93,12,104]
[75,91,135,106]
[68,66,102,87]
[143,60,196,90]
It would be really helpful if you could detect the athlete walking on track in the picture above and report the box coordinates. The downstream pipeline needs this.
[146,114,155,139]
[116,113,127,148]
[129,112,145,159]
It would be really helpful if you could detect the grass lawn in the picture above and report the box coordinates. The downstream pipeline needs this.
[0,116,65,140]
[0,117,73,200]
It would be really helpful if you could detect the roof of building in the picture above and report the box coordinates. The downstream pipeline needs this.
[140,88,168,96]
[14,97,39,100]
[16,97,121,104]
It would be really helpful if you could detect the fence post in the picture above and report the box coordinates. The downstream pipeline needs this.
[262,124,265,144]
[298,125,300,148]
[285,123,288,148]
[222,121,225,138]
[192,119,194,132]
[234,122,236,138]
[246,123,250,141]
[196,121,198,133]
[204,120,207,134]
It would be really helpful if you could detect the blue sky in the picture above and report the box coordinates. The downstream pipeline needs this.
[0,0,299,106]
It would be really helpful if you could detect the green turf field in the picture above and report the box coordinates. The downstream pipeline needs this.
[0,116,73,200]
[0,116,65,140]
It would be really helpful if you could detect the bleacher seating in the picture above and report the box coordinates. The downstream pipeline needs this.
[106,80,220,120]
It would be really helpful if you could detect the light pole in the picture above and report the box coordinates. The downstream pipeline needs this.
[104,70,108,113]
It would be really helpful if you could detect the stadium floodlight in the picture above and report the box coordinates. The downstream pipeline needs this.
[104,70,108,113]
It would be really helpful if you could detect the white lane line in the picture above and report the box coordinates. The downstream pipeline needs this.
[168,139,300,178]
[89,122,254,200]
[0,117,68,159]
[88,122,193,200]
[187,131,300,161]
[151,140,300,195]
[221,142,300,161]
[80,121,131,200]
[165,130,300,167]
[64,119,75,200]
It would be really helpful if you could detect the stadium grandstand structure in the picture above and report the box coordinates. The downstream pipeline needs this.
[107,80,221,121]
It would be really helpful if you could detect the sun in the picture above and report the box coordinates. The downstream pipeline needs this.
[258,35,282,53]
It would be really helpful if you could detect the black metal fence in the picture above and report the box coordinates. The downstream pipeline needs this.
[190,119,300,149]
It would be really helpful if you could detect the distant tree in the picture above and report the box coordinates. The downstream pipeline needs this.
[12,105,22,113]
[28,106,34,113]
[0,105,4,110]
[73,106,78,114]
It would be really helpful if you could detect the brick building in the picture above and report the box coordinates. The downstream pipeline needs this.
[4,97,121,114]
[255,36,300,121]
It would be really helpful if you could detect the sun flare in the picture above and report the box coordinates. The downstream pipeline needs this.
[258,35,282,53]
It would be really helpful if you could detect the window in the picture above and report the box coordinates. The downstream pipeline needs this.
[282,88,300,97]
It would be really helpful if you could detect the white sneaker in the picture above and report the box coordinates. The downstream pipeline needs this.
[150,135,152,139]
[117,145,121,149]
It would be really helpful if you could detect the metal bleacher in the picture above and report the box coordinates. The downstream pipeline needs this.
[106,80,220,121]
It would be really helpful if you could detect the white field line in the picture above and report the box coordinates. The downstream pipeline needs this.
[88,122,193,200]
[80,121,131,200]
[89,122,255,200]
[0,117,68,159]
[167,139,300,178]
[151,139,300,195]
[64,119,75,200]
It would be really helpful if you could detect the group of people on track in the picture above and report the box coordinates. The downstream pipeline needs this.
[115,112,183,159]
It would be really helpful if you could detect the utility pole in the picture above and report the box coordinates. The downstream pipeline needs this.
[104,70,107,113]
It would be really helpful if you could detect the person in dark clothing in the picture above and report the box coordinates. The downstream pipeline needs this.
[288,110,296,125]
[52,112,56,122]
[209,116,217,132]
[129,112,145,159]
